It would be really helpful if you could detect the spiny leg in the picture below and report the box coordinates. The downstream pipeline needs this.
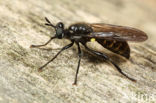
[73,43,82,85]
[82,43,136,82]
[38,41,74,72]
[30,36,56,48]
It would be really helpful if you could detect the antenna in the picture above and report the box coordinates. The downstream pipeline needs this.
[45,17,56,28]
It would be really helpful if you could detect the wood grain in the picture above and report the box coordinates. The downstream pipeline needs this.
[0,0,155,103]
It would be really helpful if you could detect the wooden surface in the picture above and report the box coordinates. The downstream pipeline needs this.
[0,0,156,103]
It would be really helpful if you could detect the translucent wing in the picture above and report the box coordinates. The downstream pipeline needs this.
[85,23,148,42]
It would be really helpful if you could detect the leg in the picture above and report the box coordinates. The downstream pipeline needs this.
[82,43,136,82]
[73,43,82,85]
[38,41,74,72]
[30,36,56,48]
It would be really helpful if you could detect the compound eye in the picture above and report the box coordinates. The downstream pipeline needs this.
[57,22,64,28]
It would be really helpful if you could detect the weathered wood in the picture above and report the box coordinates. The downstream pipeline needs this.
[0,0,155,103]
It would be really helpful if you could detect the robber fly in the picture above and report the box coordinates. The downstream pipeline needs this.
[30,17,148,85]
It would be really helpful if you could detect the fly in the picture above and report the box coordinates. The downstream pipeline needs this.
[30,17,148,85]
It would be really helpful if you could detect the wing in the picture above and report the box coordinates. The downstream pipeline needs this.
[85,23,148,42]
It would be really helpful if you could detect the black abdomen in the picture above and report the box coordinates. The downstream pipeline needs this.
[97,39,130,59]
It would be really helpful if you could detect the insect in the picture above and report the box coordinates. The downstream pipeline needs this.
[30,17,148,85]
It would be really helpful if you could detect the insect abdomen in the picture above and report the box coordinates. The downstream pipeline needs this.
[97,39,130,59]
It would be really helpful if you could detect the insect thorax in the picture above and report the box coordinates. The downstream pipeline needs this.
[68,23,93,34]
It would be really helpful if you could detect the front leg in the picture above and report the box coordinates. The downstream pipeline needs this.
[30,36,56,48]
[82,43,136,82]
